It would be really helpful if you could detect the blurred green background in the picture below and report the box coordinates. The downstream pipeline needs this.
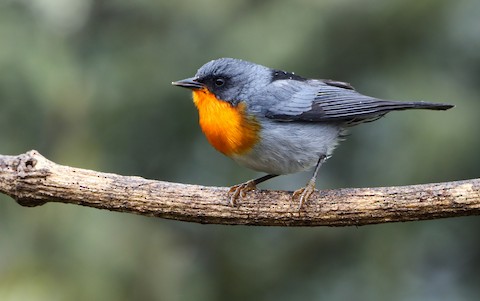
[1,0,479,300]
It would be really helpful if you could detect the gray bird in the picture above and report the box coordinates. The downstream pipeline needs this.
[172,58,454,209]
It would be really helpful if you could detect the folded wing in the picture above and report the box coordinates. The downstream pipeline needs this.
[265,80,453,125]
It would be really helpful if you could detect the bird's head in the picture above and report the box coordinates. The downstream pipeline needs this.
[172,58,272,106]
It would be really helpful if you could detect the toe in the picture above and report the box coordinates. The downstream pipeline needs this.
[293,182,316,210]
[227,180,257,207]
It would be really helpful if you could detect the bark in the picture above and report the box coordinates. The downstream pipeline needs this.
[1,150,479,226]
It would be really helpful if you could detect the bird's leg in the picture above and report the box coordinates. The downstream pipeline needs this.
[293,155,327,210]
[228,174,278,206]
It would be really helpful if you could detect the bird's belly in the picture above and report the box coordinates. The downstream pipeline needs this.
[231,120,342,175]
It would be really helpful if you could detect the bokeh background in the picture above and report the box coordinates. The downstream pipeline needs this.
[1,0,479,300]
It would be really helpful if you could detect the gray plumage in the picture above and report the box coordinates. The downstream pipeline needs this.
[190,58,453,175]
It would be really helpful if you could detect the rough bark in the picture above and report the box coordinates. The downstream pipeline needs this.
[1,150,479,226]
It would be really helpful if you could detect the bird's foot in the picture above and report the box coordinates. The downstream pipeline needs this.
[228,180,257,207]
[292,178,316,210]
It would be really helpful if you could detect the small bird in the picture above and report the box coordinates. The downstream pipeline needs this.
[172,58,454,209]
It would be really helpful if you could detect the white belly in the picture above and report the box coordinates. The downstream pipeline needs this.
[231,120,342,175]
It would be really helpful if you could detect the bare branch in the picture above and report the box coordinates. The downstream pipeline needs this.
[1,150,479,226]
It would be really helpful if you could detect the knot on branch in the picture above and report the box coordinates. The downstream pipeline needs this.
[0,150,51,207]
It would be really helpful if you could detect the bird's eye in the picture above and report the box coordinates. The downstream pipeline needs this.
[214,78,225,87]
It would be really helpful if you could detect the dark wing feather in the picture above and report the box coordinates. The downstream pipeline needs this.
[265,80,453,124]
[320,79,355,90]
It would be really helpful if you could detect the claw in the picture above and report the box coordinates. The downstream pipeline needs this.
[227,180,257,206]
[292,178,316,210]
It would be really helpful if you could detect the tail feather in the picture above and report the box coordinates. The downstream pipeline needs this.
[343,100,454,126]
[387,101,454,111]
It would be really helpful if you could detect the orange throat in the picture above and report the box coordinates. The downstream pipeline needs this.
[192,88,260,156]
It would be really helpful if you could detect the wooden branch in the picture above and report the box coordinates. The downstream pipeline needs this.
[1,150,479,226]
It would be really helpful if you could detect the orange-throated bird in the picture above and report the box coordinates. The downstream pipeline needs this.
[172,58,454,209]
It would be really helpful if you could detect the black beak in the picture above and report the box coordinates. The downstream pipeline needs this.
[172,77,204,90]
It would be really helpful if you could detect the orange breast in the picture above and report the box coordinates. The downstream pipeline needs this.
[192,88,260,156]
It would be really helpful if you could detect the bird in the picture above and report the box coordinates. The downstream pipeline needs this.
[172,58,454,209]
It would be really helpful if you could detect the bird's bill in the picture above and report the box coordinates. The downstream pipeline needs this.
[172,77,204,90]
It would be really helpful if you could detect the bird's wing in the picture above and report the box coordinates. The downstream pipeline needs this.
[264,79,438,124]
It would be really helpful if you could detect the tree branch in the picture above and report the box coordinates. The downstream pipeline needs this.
[1,150,479,226]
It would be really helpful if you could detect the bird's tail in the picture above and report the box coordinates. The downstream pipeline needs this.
[343,100,454,126]
[383,101,454,112]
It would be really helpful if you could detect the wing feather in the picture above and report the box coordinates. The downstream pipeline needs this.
[265,80,452,124]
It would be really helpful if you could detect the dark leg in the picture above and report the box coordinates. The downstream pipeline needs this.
[293,154,327,210]
[252,174,279,185]
[228,174,279,206]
